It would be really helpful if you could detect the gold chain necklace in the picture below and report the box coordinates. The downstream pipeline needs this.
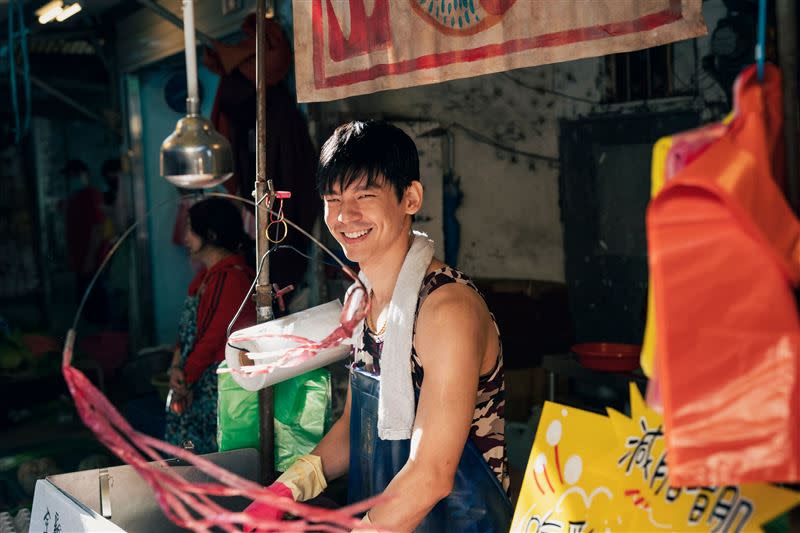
[366,291,387,336]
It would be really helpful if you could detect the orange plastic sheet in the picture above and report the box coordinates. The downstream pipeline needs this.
[647,64,800,486]
[642,117,731,410]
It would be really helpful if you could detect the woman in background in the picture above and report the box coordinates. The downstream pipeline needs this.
[165,197,256,454]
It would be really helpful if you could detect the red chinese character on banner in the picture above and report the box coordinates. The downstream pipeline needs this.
[326,0,391,61]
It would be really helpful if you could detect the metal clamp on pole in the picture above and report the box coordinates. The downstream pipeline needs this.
[255,178,276,323]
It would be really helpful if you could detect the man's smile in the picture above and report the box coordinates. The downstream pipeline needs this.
[341,228,373,243]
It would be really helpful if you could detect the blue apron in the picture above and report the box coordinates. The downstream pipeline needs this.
[347,367,512,533]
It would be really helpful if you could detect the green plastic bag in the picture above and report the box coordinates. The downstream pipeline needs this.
[217,362,332,471]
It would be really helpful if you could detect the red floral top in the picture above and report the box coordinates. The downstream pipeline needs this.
[182,254,256,384]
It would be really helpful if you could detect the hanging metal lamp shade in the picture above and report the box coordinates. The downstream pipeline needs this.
[161,113,233,188]
[160,0,233,189]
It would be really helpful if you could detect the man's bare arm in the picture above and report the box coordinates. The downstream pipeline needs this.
[310,380,352,481]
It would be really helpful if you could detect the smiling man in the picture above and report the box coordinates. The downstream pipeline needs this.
[247,121,512,532]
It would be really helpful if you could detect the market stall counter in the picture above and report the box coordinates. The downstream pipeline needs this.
[30,448,259,532]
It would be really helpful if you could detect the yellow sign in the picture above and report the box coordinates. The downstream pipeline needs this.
[511,384,799,532]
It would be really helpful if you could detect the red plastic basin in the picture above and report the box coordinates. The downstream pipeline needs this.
[572,342,641,372]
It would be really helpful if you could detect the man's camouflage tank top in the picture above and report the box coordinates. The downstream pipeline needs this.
[360,265,510,493]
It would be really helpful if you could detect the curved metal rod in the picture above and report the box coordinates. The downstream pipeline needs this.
[71,191,362,333]
[71,195,176,331]
[218,190,356,278]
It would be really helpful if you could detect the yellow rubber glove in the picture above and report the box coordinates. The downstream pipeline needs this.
[274,454,327,502]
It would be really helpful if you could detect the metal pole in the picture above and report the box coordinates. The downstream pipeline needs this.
[777,0,799,212]
[123,75,155,351]
[136,0,215,47]
[255,0,276,485]
[181,0,200,116]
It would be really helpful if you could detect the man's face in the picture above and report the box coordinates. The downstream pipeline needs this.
[322,175,421,265]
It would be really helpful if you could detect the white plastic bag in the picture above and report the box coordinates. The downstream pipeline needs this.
[223,300,351,391]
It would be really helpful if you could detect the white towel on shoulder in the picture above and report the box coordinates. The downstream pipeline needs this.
[351,231,435,440]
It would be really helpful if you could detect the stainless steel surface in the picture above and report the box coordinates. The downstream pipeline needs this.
[255,0,275,484]
[47,449,260,532]
[159,107,234,188]
[777,0,799,212]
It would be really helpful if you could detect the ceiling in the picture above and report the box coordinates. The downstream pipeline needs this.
[0,0,139,127]
[0,0,129,25]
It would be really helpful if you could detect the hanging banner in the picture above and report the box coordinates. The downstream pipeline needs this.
[511,384,800,532]
[292,0,707,102]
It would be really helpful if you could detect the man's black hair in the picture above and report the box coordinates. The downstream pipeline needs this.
[317,120,420,202]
